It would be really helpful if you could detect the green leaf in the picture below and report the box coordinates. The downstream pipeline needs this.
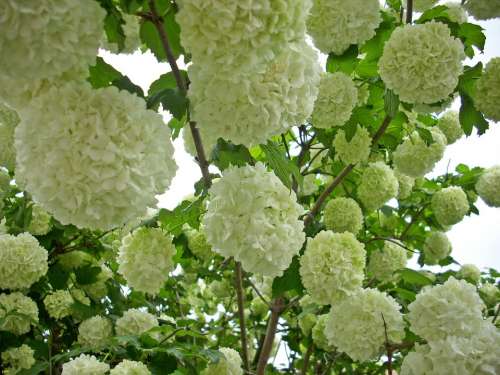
[458,23,486,58]
[261,141,302,190]
[158,198,204,236]
[211,139,253,170]
[416,5,453,24]
[97,0,126,51]
[458,63,483,99]
[343,120,358,143]
[326,45,359,74]
[140,12,183,62]
[459,94,489,136]
[384,89,399,118]
[149,71,188,97]
[272,256,304,297]
[47,263,70,290]
[416,127,434,146]
[397,268,434,286]
[74,265,102,285]
[168,117,185,140]
[152,88,188,120]
[88,57,144,97]
[16,361,49,375]
[392,287,417,302]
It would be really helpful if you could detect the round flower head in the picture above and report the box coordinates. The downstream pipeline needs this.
[456,264,481,284]
[300,231,366,305]
[379,22,465,104]
[464,0,500,20]
[423,231,452,265]
[325,288,405,362]
[118,227,176,295]
[431,186,469,226]
[0,103,19,171]
[300,174,319,196]
[27,204,52,236]
[0,292,38,335]
[203,163,305,278]
[44,290,74,320]
[78,316,113,350]
[115,309,159,337]
[368,241,407,283]
[62,354,110,375]
[396,171,415,200]
[393,128,447,178]
[201,347,243,375]
[189,41,321,147]
[323,197,364,234]
[476,166,500,207]
[111,360,151,375]
[177,0,311,71]
[0,1,104,83]
[2,345,35,373]
[299,313,317,336]
[312,314,335,351]
[307,0,381,55]
[185,226,213,260]
[357,162,399,212]
[0,233,48,290]
[15,82,177,230]
[443,2,468,24]
[404,0,439,12]
[408,277,484,341]
[438,111,463,145]
[333,127,372,165]
[479,283,500,305]
[102,14,142,54]
[312,73,358,129]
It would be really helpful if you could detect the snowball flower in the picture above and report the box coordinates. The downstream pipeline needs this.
[300,231,366,305]
[203,163,305,278]
[118,227,176,295]
[44,290,74,320]
[476,165,500,207]
[479,283,500,305]
[62,354,110,375]
[464,0,500,20]
[300,174,319,196]
[189,41,321,147]
[323,198,364,234]
[408,277,484,341]
[443,2,468,24]
[102,14,142,54]
[201,347,243,375]
[423,231,452,265]
[431,186,469,226]
[396,171,415,200]
[307,0,381,55]
[299,313,317,336]
[0,1,104,83]
[111,360,151,375]
[325,288,405,362]
[456,264,481,284]
[357,162,399,211]
[78,316,113,350]
[0,292,38,335]
[437,111,463,145]
[27,204,52,236]
[393,128,447,178]
[115,309,159,337]
[2,345,35,373]
[333,127,372,165]
[0,103,19,171]
[0,233,48,290]
[405,0,439,12]
[185,226,213,260]
[15,82,177,230]
[368,241,407,283]
[312,73,358,129]
[177,0,311,71]
[312,314,335,351]
[379,22,465,104]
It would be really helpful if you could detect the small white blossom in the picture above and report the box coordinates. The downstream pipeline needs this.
[62,354,110,375]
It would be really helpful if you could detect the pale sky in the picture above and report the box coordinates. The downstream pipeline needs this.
[100,10,500,273]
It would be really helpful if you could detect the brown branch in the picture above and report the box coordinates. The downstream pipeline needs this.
[235,262,250,373]
[256,298,285,375]
[381,313,393,375]
[300,343,315,375]
[406,0,413,24]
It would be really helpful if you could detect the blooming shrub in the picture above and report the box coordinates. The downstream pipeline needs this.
[368,241,407,283]
[464,0,500,20]
[115,309,159,337]
[110,360,151,375]
[43,290,74,320]
[473,58,500,121]
[333,127,372,165]
[0,292,38,335]
[357,162,399,211]
[62,354,110,375]
[323,197,364,234]
[437,111,463,145]
[431,186,469,226]
[78,316,113,350]
[396,171,415,200]
[423,231,452,265]
[1,344,35,374]
[476,165,500,207]
[456,264,481,284]
[201,347,243,375]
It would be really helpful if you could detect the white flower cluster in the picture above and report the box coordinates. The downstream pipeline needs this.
[396,171,415,200]
[78,316,113,350]
[437,111,463,145]
[102,14,142,54]
[476,166,500,207]
[43,290,74,320]
[307,0,381,55]
[201,347,243,375]
[0,103,19,171]
[110,360,151,375]
[393,128,447,178]
[15,82,177,230]
[333,127,372,165]
[62,354,110,375]
[185,226,213,260]
[444,2,468,24]
[323,197,364,234]
[0,292,38,335]
[27,204,52,236]
[479,283,500,305]
[431,186,469,226]
[115,309,159,337]
[474,58,500,121]
[368,241,407,283]
[325,288,405,362]
[0,233,48,290]
[312,73,359,129]
[379,22,465,104]
[357,162,399,212]
[312,314,335,351]
[1,345,35,374]
[408,277,484,341]
[118,227,176,295]
[405,0,439,12]
[300,174,319,196]
[203,163,305,278]
[456,264,481,284]
[189,41,321,147]
[464,0,500,20]
[423,231,452,265]
[300,231,366,305]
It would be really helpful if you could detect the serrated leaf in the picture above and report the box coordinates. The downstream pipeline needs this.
[397,268,433,286]
[459,94,489,136]
[97,0,126,51]
[150,88,188,119]
[149,71,188,97]
[158,199,204,236]
[416,5,452,24]
[211,139,253,170]
[458,63,483,98]
[88,57,143,97]
[458,23,486,55]
[261,141,302,190]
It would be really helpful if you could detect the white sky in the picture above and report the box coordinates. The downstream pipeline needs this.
[100,12,500,273]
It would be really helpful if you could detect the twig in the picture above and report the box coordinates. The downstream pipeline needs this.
[406,0,413,24]
[300,343,314,375]
[366,237,418,254]
[235,262,250,373]
[381,313,393,375]
[247,278,271,307]
[256,298,285,375]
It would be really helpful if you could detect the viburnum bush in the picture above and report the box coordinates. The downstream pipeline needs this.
[0,1,499,374]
